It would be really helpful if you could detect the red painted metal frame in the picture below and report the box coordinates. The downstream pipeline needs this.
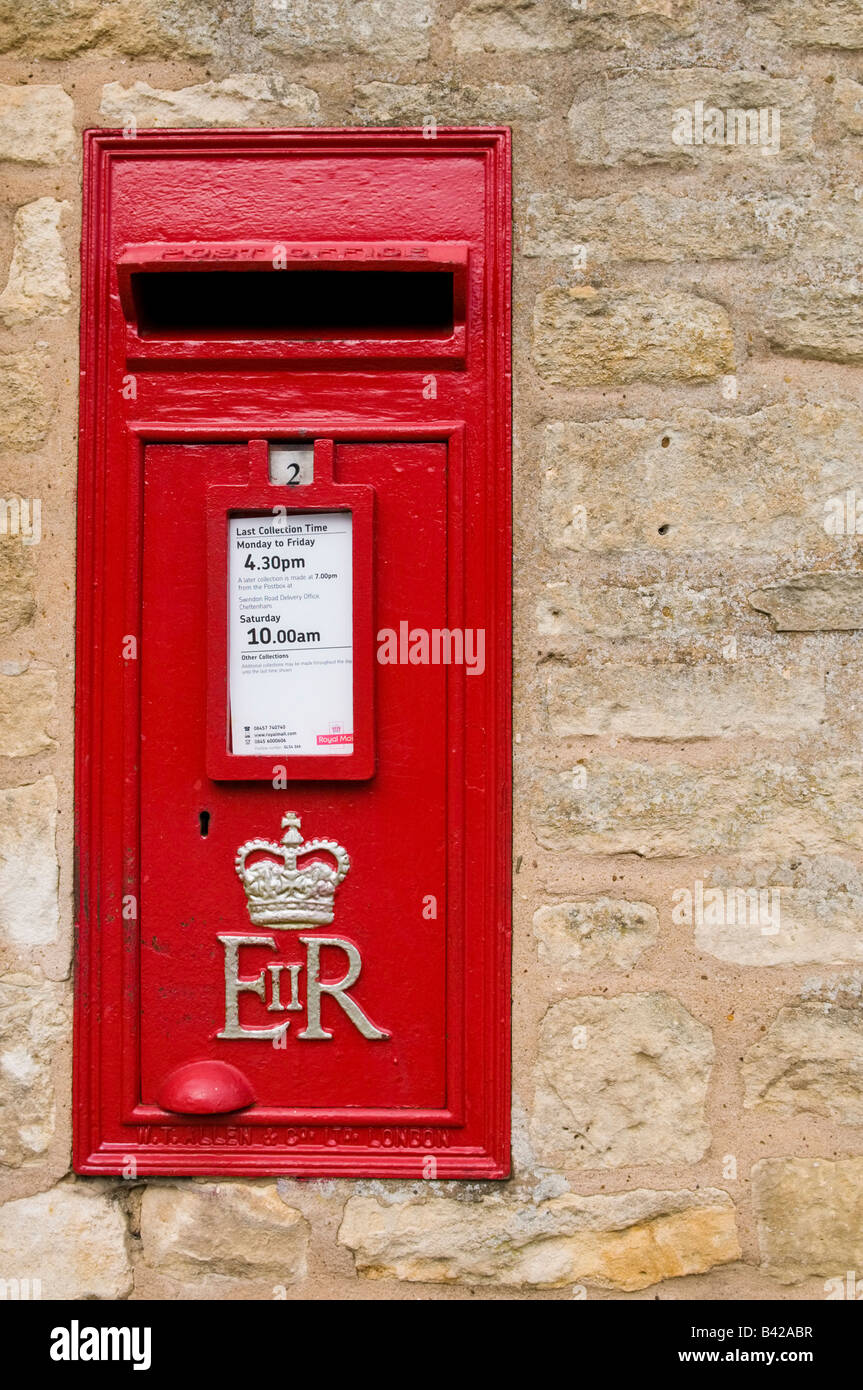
[205,439,376,781]
[74,128,511,1178]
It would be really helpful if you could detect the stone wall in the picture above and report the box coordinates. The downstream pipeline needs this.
[1,0,862,1301]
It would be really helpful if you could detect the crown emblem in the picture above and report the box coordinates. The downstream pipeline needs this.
[235,811,350,928]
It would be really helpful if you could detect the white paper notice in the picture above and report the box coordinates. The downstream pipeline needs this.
[228,511,353,757]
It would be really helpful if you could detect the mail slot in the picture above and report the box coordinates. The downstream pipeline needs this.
[74,129,511,1178]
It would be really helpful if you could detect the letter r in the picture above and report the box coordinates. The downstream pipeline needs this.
[298,937,389,1040]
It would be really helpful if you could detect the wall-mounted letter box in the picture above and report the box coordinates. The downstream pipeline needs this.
[74,130,511,1177]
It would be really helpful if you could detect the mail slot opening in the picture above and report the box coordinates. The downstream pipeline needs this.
[130,268,455,339]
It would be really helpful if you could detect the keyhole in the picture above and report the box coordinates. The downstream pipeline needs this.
[199,810,211,838]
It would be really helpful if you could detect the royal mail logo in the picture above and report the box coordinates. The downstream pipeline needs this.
[235,810,350,928]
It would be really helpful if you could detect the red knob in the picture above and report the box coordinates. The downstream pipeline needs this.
[157,1060,255,1115]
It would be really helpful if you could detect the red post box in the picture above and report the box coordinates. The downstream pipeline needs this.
[74,129,511,1177]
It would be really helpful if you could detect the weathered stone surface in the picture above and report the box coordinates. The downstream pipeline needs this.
[743,1004,863,1125]
[0,200,70,327]
[801,974,863,1007]
[537,579,739,641]
[339,1187,739,1289]
[353,81,541,124]
[254,0,434,60]
[141,1184,308,1282]
[0,972,68,1167]
[543,661,822,740]
[0,350,54,449]
[451,0,574,52]
[533,898,658,974]
[836,77,863,135]
[749,573,863,631]
[0,1186,131,1298]
[753,1157,863,1283]
[0,84,73,164]
[0,779,58,948]
[526,189,776,262]
[746,0,863,49]
[533,760,863,858]
[0,536,34,638]
[0,666,55,756]
[524,187,863,263]
[696,892,863,967]
[451,0,696,53]
[530,993,713,1167]
[764,282,863,365]
[541,402,863,554]
[0,0,229,59]
[568,70,813,166]
[100,76,320,129]
[532,287,733,387]
[693,857,863,966]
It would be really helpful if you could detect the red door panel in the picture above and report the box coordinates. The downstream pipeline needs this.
[140,442,449,1110]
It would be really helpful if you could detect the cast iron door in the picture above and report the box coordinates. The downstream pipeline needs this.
[140,440,453,1113]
